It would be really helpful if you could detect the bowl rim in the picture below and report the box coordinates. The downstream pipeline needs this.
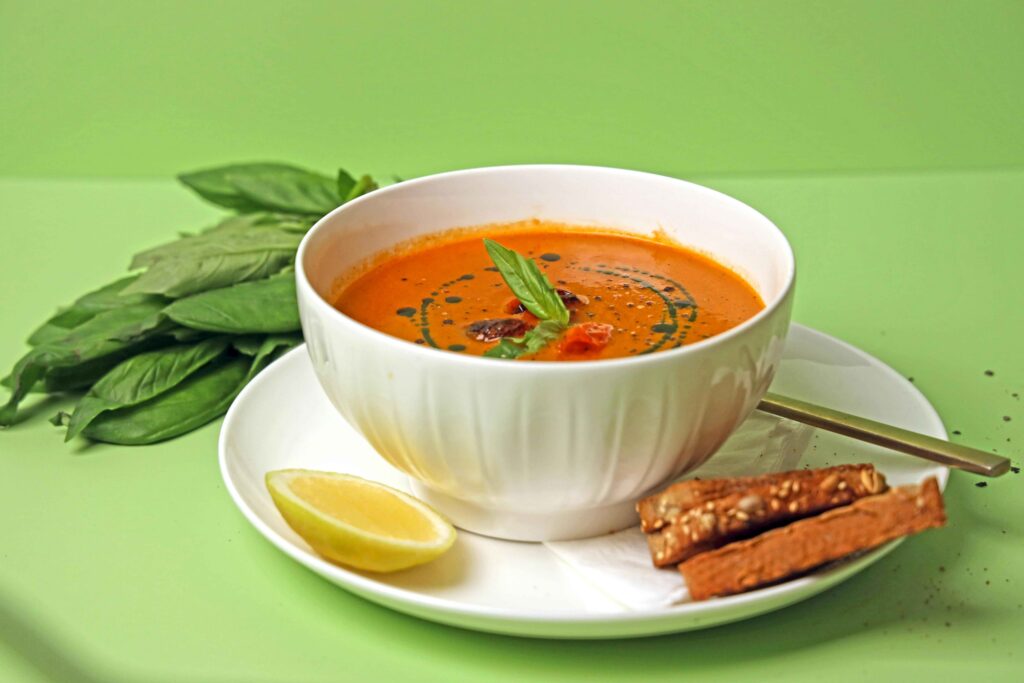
[295,163,796,371]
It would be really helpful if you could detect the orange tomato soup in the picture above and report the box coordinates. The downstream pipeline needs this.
[334,221,764,361]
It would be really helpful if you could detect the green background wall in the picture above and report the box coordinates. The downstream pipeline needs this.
[2,0,1022,180]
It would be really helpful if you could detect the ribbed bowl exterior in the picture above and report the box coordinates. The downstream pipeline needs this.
[299,288,792,514]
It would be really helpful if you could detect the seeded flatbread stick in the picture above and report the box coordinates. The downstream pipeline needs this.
[637,464,879,533]
[646,466,887,567]
[679,478,946,601]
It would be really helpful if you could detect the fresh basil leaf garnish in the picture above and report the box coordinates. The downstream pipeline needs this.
[483,320,565,359]
[483,239,570,326]
[481,239,573,359]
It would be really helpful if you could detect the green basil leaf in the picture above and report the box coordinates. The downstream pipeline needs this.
[164,271,298,334]
[230,173,339,214]
[123,250,293,298]
[65,337,229,440]
[0,355,50,426]
[131,216,300,269]
[27,276,166,346]
[337,169,356,200]
[230,335,265,356]
[179,159,376,213]
[123,230,302,298]
[212,164,341,215]
[0,301,169,426]
[81,335,296,445]
[344,174,378,202]
[42,337,172,392]
[200,213,282,235]
[81,356,250,445]
[483,320,564,359]
[178,162,370,215]
[130,226,302,271]
[270,216,319,234]
[177,171,270,213]
[231,333,302,357]
[44,360,121,393]
[483,239,569,326]
[167,327,212,342]
[28,322,84,348]
[247,334,302,367]
[201,213,316,236]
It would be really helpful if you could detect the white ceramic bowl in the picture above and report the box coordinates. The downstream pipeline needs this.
[295,165,795,541]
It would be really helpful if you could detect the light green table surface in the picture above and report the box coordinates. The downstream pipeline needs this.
[0,169,1021,682]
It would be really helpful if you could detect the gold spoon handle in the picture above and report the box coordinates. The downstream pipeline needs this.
[757,392,1011,477]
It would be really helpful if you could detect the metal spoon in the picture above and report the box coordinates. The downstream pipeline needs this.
[758,393,1011,477]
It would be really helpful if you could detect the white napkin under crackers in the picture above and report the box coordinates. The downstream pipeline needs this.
[544,412,813,609]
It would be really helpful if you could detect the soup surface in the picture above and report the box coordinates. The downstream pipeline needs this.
[334,221,764,361]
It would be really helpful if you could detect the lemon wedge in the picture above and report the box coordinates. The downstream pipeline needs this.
[265,469,457,572]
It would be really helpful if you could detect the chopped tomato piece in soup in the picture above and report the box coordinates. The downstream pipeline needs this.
[561,323,614,356]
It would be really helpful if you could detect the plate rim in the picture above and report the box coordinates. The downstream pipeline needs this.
[218,323,949,632]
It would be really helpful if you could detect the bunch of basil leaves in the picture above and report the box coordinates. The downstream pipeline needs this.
[0,163,377,444]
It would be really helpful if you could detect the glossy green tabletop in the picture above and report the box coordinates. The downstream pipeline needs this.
[2,2,1023,681]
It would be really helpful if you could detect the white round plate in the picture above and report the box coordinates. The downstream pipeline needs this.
[219,324,948,638]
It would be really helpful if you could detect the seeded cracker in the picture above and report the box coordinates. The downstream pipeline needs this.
[644,464,887,566]
[678,478,945,601]
[637,464,881,533]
